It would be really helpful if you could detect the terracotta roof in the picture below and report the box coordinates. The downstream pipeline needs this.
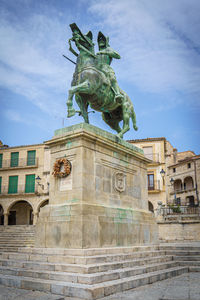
[127,137,166,143]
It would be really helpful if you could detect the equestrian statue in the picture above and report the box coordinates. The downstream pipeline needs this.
[66,23,138,139]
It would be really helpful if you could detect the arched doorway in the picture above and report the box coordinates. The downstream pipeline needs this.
[0,205,4,225]
[184,177,194,190]
[186,195,195,207]
[174,179,182,192]
[38,199,49,215]
[148,201,154,213]
[8,201,33,225]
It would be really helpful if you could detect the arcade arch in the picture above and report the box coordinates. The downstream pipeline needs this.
[8,200,33,225]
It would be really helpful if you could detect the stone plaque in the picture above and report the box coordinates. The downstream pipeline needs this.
[59,174,72,191]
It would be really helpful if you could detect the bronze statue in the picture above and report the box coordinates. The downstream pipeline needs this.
[66,23,138,138]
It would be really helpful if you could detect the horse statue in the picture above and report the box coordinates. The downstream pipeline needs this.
[66,23,138,139]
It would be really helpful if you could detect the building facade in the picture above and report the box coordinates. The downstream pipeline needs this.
[0,142,50,226]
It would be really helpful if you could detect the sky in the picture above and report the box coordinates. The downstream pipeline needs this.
[0,0,199,154]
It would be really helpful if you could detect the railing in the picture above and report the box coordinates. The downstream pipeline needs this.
[144,153,160,163]
[160,206,200,216]
[0,158,38,169]
[0,184,38,195]
[148,180,161,191]
[170,187,195,194]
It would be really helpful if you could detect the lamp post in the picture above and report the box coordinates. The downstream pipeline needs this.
[170,177,176,204]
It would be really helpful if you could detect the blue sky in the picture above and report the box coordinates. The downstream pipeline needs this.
[0,0,199,154]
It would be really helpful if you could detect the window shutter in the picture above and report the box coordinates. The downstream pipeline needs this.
[25,174,35,193]
[27,150,36,166]
[0,177,1,194]
[8,176,18,194]
[11,152,19,167]
[0,154,2,168]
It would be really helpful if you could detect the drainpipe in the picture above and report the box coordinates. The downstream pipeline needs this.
[194,160,199,206]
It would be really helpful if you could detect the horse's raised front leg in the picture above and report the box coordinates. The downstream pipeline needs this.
[67,80,90,118]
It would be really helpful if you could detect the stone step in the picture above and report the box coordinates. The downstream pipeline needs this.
[165,250,200,256]
[0,260,180,284]
[0,250,167,265]
[189,266,200,272]
[179,261,200,266]
[17,245,160,256]
[159,245,200,251]
[0,266,188,299]
[0,250,168,265]
[0,255,174,274]
[174,255,200,261]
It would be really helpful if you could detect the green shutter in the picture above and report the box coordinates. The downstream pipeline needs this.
[10,152,19,167]
[25,174,35,193]
[0,177,1,194]
[8,176,18,194]
[0,154,2,168]
[27,150,36,166]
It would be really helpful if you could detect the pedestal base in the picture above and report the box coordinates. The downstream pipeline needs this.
[35,123,158,248]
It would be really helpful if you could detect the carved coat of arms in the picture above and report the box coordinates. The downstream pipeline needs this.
[114,172,126,192]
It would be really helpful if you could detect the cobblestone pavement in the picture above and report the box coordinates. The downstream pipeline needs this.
[0,273,199,300]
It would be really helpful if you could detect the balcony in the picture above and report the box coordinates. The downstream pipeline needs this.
[160,206,200,216]
[144,153,160,163]
[170,187,196,195]
[0,184,49,196]
[0,158,38,170]
[148,180,161,192]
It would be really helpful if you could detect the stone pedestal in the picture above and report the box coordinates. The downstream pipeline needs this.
[35,123,158,248]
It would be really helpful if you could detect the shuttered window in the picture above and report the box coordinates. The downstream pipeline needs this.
[25,174,35,193]
[10,152,19,167]
[0,177,2,194]
[27,150,36,166]
[0,154,2,168]
[8,176,18,194]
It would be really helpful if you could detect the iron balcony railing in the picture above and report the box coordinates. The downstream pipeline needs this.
[148,180,161,191]
[0,158,38,169]
[160,206,200,216]
[0,184,38,195]
[144,153,160,163]
[170,187,195,194]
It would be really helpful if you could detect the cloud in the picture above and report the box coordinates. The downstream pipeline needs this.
[0,6,74,116]
[88,0,200,100]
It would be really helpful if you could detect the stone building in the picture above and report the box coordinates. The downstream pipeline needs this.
[128,137,174,211]
[168,151,200,207]
[0,142,50,226]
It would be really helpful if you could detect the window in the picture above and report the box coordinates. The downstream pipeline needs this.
[0,177,1,194]
[8,176,18,194]
[188,163,191,169]
[0,154,2,168]
[147,174,154,190]
[173,168,176,173]
[27,150,36,166]
[25,174,35,193]
[175,197,181,206]
[143,146,153,160]
[10,152,19,167]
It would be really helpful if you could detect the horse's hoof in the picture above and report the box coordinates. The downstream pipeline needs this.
[116,133,123,139]
[67,108,76,118]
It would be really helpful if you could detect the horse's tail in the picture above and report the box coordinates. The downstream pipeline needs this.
[130,104,138,131]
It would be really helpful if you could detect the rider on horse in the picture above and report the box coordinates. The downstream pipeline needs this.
[96,32,124,104]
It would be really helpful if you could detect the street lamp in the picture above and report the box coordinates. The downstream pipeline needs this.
[35,176,44,190]
[160,168,165,185]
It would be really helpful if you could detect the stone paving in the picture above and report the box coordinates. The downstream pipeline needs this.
[0,272,199,300]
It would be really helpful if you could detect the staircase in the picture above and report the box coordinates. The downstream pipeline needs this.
[0,226,35,251]
[0,244,193,299]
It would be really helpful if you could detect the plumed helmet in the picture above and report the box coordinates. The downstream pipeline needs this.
[97,31,110,48]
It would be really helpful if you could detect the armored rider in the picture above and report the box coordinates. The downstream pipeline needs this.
[97,32,123,103]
